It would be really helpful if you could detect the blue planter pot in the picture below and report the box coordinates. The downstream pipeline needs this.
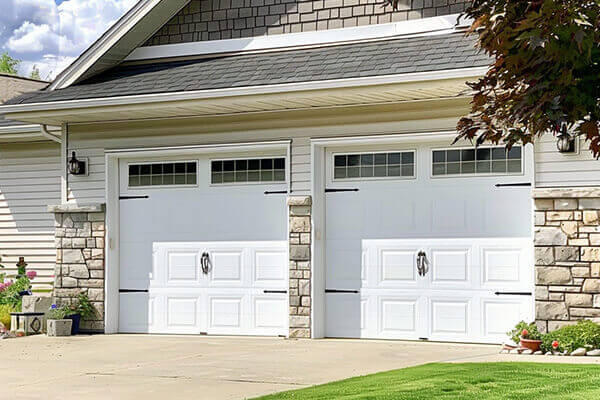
[66,314,81,335]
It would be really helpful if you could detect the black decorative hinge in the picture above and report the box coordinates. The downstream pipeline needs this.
[325,188,359,193]
[119,195,149,200]
[495,183,532,188]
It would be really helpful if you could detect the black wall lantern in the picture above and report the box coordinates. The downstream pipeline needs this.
[67,151,86,175]
[556,123,576,153]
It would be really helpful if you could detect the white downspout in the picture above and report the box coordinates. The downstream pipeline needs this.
[40,124,62,143]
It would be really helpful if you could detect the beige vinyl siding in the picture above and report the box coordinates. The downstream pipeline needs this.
[534,135,600,188]
[0,142,60,290]
[66,100,469,202]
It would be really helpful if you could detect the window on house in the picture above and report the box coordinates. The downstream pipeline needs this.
[211,157,286,184]
[128,161,197,187]
[432,146,522,176]
[333,151,415,180]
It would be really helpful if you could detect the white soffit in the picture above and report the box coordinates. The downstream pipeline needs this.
[126,13,470,62]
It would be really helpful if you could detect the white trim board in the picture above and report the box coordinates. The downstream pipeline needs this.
[1,67,487,116]
[49,0,189,91]
[126,14,469,62]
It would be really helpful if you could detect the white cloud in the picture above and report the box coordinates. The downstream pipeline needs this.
[1,0,137,80]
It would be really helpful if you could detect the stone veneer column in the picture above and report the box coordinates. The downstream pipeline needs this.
[48,203,106,332]
[288,196,312,338]
[534,188,600,333]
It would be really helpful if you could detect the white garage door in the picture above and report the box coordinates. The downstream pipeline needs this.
[118,151,288,336]
[325,142,534,343]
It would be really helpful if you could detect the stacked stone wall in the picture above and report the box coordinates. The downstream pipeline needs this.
[288,196,312,338]
[50,204,106,332]
[534,189,600,333]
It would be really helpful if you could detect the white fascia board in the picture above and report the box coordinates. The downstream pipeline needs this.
[126,14,467,62]
[49,0,165,91]
[0,66,487,116]
[0,124,61,142]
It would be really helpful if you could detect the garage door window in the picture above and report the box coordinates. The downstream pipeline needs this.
[128,161,197,187]
[333,151,415,180]
[432,146,522,177]
[211,157,285,184]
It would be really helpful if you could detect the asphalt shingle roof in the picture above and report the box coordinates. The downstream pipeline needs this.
[7,32,489,106]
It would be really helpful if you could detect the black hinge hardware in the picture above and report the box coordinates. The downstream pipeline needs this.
[119,289,149,293]
[419,337,429,341]
[200,332,208,335]
[495,292,532,296]
[495,183,532,188]
[263,290,288,294]
[264,191,288,195]
[325,289,359,294]
[325,188,360,193]
[119,195,150,200]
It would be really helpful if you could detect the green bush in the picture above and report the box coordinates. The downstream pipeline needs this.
[507,321,542,344]
[0,276,31,310]
[541,320,600,353]
[0,304,16,330]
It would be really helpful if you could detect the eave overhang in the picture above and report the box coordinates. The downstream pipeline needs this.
[0,67,485,126]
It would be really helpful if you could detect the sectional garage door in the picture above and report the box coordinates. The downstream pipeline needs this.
[117,151,288,335]
[324,141,534,344]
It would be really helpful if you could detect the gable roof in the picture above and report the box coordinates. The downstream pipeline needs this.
[7,32,488,106]
[48,0,190,90]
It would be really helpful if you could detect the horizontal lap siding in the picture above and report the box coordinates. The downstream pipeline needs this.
[534,136,600,188]
[67,108,465,201]
[0,142,60,290]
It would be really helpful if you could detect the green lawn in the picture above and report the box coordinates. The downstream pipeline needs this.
[254,363,600,400]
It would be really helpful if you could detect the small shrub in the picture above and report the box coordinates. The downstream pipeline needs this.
[508,321,542,344]
[541,320,600,353]
[47,305,72,320]
[76,293,95,320]
[0,304,16,330]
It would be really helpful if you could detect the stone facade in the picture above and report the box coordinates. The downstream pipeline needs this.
[288,196,312,338]
[145,0,470,45]
[534,188,600,333]
[49,204,106,332]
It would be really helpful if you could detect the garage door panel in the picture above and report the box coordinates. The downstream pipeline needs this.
[253,296,287,331]
[209,251,244,286]
[429,247,472,288]
[118,153,288,337]
[167,297,200,328]
[166,252,200,284]
[430,299,470,336]
[482,298,530,343]
[378,297,420,338]
[254,250,288,286]
[325,143,533,343]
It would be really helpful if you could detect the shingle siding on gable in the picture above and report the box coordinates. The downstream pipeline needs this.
[145,0,471,45]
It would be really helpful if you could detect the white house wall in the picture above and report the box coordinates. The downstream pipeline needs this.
[0,142,60,290]
[65,101,600,204]
[65,101,467,202]
[534,135,600,187]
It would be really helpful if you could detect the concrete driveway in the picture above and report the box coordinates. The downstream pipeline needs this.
[0,334,531,399]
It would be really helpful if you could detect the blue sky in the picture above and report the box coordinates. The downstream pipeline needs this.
[1,0,137,80]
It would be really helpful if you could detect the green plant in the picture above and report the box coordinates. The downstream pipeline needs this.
[508,321,542,344]
[47,305,72,320]
[0,304,15,330]
[76,293,95,320]
[0,276,31,310]
[542,320,600,353]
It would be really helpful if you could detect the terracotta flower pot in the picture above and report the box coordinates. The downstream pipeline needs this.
[520,337,542,352]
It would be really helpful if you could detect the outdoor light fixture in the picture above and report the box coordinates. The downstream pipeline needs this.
[67,151,86,175]
[556,123,576,153]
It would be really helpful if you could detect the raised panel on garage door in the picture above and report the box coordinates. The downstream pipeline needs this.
[117,152,288,335]
[324,143,534,343]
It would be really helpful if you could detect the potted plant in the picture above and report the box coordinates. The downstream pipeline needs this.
[65,293,95,335]
[46,305,72,337]
[508,321,543,352]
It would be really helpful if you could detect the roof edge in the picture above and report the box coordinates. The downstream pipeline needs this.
[49,0,189,91]
[1,67,487,116]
